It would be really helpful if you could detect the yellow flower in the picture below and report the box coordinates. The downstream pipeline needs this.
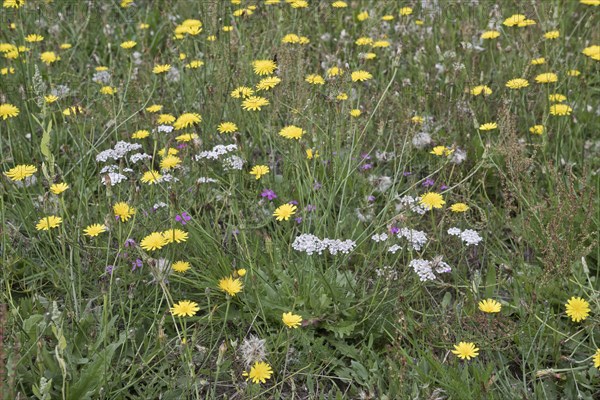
[236,268,247,277]
[36,216,63,231]
[357,11,369,21]
[83,224,107,237]
[50,183,69,194]
[451,342,479,360]
[44,95,58,103]
[327,66,344,77]
[132,130,150,139]
[535,73,558,84]
[593,348,600,369]
[40,51,60,65]
[252,59,277,75]
[140,232,168,251]
[470,85,492,96]
[531,57,546,65]
[25,34,44,42]
[120,40,137,49]
[243,361,273,384]
[332,1,347,7]
[565,297,590,322]
[362,52,377,60]
[157,114,175,124]
[4,164,36,180]
[411,116,424,124]
[505,78,529,89]
[581,0,600,5]
[176,133,198,142]
[231,86,255,99]
[450,203,469,212]
[146,104,163,113]
[218,122,238,134]
[503,14,526,27]
[350,109,362,117]
[355,37,373,46]
[242,96,269,111]
[373,40,390,48]
[100,86,116,95]
[351,70,373,82]
[170,300,199,317]
[3,0,25,8]
[172,261,191,273]
[582,45,600,61]
[549,94,567,102]
[162,229,188,244]
[141,170,162,184]
[273,203,297,221]
[544,30,560,39]
[306,149,319,159]
[185,60,204,69]
[479,122,498,131]
[256,76,281,91]
[399,7,413,16]
[207,35,217,41]
[419,192,445,210]
[139,23,150,29]
[529,125,544,135]
[430,146,453,156]
[382,15,395,21]
[305,74,325,85]
[478,299,501,313]
[219,276,243,296]
[481,30,500,39]
[336,92,348,101]
[223,26,233,32]
[113,202,135,222]
[153,64,171,74]
[550,104,572,116]
[160,155,182,170]
[567,69,581,77]
[62,106,84,116]
[279,125,304,140]
[174,113,202,130]
[158,148,179,157]
[250,165,270,180]
[282,312,302,328]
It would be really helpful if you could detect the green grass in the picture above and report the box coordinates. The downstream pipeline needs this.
[1,0,599,398]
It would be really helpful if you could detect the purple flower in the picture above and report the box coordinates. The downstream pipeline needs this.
[232,228,240,236]
[367,195,376,202]
[361,153,371,160]
[105,265,115,275]
[289,200,299,206]
[440,184,449,190]
[313,181,322,190]
[295,217,303,224]
[175,212,192,225]
[360,163,373,171]
[260,189,277,200]
[422,178,435,187]
[403,171,412,176]
[131,259,143,272]
[390,226,400,235]
[124,238,136,247]
[177,143,187,150]
[305,204,316,212]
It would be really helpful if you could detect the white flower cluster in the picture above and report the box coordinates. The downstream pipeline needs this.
[99,165,133,186]
[388,244,402,254]
[375,266,399,281]
[156,125,173,133]
[129,153,152,164]
[395,195,428,215]
[96,141,143,163]
[371,233,388,242]
[92,70,111,84]
[195,144,238,161]
[292,234,356,256]
[197,177,217,183]
[223,155,245,171]
[397,228,428,250]
[410,257,451,282]
[447,227,483,246]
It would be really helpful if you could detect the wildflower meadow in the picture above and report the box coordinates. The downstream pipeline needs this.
[1,0,600,398]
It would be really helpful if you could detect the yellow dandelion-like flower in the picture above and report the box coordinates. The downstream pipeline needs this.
[470,85,492,96]
[549,94,567,102]
[120,40,137,49]
[160,155,182,170]
[503,14,526,27]
[505,78,529,89]
[582,45,600,61]
[83,224,107,237]
[231,86,255,99]
[185,60,204,69]
[305,74,325,85]
[567,69,581,77]
[4,164,36,181]
[141,170,162,184]
[243,361,273,384]
[357,11,369,21]
[550,104,572,116]
[132,130,150,139]
[242,96,269,111]
[175,133,198,142]
[382,15,395,21]
[481,30,500,39]
[332,1,347,7]
[113,202,135,222]
[399,7,413,16]
[140,232,168,251]
[565,296,590,322]
[162,228,188,244]
[373,40,390,48]
[430,145,453,156]
[419,192,445,210]
[593,348,600,369]
[279,125,304,140]
[479,122,498,131]
[157,114,175,124]
[146,104,163,113]
[449,203,469,212]
[535,73,558,83]
[40,51,60,65]
[36,215,63,231]
[327,66,344,77]
[153,64,171,74]
[411,115,424,124]
[544,30,560,39]
[25,34,44,42]
[218,122,238,134]
[306,149,319,159]
[355,37,373,46]
[50,182,69,194]
[173,113,202,130]
[351,70,373,82]
[170,300,199,317]
[529,125,544,135]
[62,106,84,116]
[478,299,501,313]
[282,33,301,43]
[219,276,243,296]
[256,76,281,91]
[44,95,58,103]
[451,342,479,360]
[531,57,546,65]
[273,203,297,221]
[250,165,270,180]
[252,59,277,75]
[172,261,191,273]
[336,92,348,101]
[100,86,116,95]
[158,148,178,157]
[282,312,302,328]
[350,109,362,117]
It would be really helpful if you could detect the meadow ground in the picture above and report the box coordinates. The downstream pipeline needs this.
[1,0,599,398]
